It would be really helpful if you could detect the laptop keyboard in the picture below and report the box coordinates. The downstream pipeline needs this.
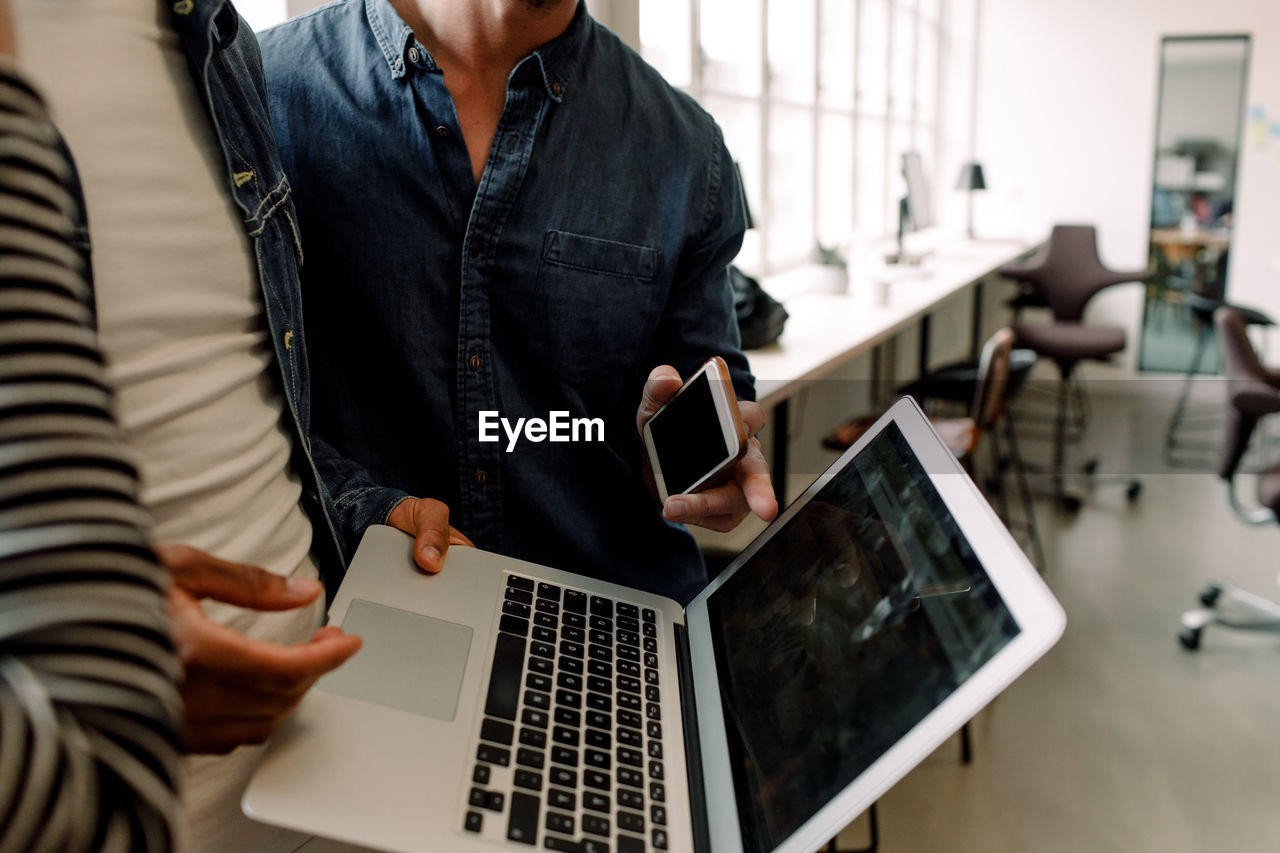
[463,573,669,852]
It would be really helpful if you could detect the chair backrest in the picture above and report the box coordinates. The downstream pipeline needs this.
[970,327,1017,432]
[1216,306,1270,482]
[1011,224,1141,322]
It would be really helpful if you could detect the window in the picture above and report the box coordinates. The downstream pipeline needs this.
[641,0,965,276]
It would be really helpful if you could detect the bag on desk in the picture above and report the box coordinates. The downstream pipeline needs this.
[729,265,788,350]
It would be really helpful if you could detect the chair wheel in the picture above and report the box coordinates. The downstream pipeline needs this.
[1179,627,1202,651]
[1059,494,1082,513]
[1199,584,1223,608]
[1126,481,1142,502]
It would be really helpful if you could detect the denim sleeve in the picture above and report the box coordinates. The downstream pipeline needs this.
[644,122,755,401]
[310,434,412,561]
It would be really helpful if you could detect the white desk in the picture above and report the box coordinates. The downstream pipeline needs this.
[697,237,1038,555]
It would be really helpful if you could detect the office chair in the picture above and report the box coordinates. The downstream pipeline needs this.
[1000,224,1145,510]
[1178,307,1280,650]
[1164,293,1275,466]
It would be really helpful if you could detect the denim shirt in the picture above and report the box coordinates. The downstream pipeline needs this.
[141,0,346,590]
[259,0,751,603]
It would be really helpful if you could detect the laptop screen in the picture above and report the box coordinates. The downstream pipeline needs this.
[705,422,1020,851]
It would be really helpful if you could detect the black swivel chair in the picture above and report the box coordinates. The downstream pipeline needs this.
[1178,307,1280,650]
[1000,224,1145,509]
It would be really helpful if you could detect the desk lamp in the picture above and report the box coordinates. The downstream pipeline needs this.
[956,161,986,239]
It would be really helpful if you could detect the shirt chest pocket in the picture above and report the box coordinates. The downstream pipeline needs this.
[537,230,662,384]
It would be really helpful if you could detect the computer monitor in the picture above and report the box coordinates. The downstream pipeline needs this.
[902,150,935,231]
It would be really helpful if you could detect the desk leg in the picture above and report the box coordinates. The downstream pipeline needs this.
[970,280,985,361]
[771,398,789,508]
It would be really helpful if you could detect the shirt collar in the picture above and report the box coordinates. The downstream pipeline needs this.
[365,0,589,102]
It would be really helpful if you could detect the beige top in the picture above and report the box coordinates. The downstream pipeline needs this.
[16,1,323,850]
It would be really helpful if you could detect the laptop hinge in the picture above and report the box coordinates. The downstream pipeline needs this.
[674,623,712,853]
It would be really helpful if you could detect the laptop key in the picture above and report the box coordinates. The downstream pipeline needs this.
[589,645,613,663]
[643,637,657,654]
[645,686,660,703]
[554,707,581,727]
[618,789,643,810]
[643,653,657,669]
[470,787,487,807]
[560,656,583,675]
[557,673,583,691]
[586,711,610,729]
[474,765,491,784]
[617,728,640,747]
[549,767,577,788]
[507,792,539,845]
[585,729,611,749]
[584,770,611,791]
[617,710,641,730]
[534,612,558,629]
[617,692,640,711]
[653,828,668,850]
[646,721,661,740]
[526,673,552,692]
[508,575,535,592]
[589,629,611,646]
[617,602,638,618]
[617,811,645,834]
[651,805,666,826]
[531,641,555,659]
[477,744,510,766]
[555,690,581,709]
[644,669,658,686]
[617,615,639,632]
[553,726,580,747]
[548,788,576,811]
[537,582,562,602]
[517,748,545,769]
[521,728,547,749]
[648,761,664,781]
[617,747,642,767]
[616,630,639,648]
[514,769,543,791]
[583,842,611,853]
[589,615,613,632]
[543,837,583,853]
[563,611,586,628]
[501,614,530,636]
[617,645,639,662]
[545,811,575,835]
[533,626,557,644]
[563,589,587,613]
[647,741,663,759]
[522,709,549,729]
[586,693,612,713]
[506,587,534,605]
[642,607,655,623]
[582,814,611,837]
[617,836,644,853]
[588,660,613,678]
[616,660,638,677]
[617,768,643,788]
[649,782,664,802]
[563,625,586,643]
[526,690,550,710]
[616,676,640,694]
[536,599,560,616]
[464,811,483,833]
[583,791,610,813]
[486,791,506,812]
[485,632,526,721]
[590,596,613,618]
[481,718,515,745]
[560,641,585,659]
[504,601,532,619]
[645,703,661,720]
[529,657,553,675]
[642,622,656,638]
[585,749,611,770]
[587,676,611,694]
[551,746,578,766]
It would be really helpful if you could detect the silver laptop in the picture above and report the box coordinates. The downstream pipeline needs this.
[244,397,1065,853]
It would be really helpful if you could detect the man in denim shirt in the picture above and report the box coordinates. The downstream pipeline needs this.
[260,0,776,603]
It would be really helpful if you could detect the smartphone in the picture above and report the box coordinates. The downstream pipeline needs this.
[642,356,749,503]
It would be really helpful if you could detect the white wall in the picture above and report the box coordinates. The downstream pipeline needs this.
[975,0,1280,374]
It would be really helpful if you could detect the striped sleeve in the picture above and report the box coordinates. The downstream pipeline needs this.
[0,61,184,852]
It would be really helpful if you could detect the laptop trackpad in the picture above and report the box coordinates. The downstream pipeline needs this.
[316,599,473,721]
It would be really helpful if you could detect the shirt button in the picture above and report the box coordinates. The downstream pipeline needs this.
[435,125,451,138]
[407,47,421,63]
[469,354,482,371]
[551,81,563,97]
[475,469,488,485]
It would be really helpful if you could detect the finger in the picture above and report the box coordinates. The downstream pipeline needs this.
[449,526,475,548]
[410,498,452,573]
[181,715,284,754]
[156,544,322,611]
[636,365,683,433]
[690,512,749,533]
[739,400,766,438]
[735,440,779,521]
[663,485,750,524]
[181,617,362,695]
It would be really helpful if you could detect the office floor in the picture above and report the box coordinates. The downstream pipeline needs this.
[832,386,1280,853]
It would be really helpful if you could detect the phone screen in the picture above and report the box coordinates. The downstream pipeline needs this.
[649,370,731,496]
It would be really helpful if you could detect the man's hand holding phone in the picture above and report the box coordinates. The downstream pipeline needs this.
[637,359,778,533]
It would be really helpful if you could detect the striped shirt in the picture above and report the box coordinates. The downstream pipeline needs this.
[0,60,182,851]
